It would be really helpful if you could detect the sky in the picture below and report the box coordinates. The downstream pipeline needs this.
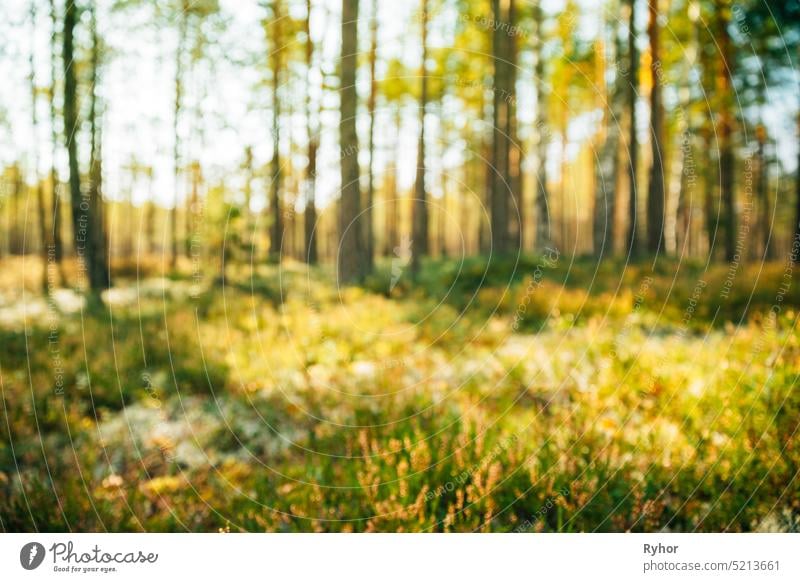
[1,0,797,213]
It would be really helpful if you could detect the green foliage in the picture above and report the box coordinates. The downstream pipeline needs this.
[1,260,798,532]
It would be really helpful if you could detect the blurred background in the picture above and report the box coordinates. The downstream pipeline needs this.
[0,0,799,532]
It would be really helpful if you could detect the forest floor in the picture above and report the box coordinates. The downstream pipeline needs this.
[1,254,799,532]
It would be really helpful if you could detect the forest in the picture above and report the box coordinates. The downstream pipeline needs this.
[1,0,799,532]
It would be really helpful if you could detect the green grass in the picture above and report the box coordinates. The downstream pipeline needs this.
[1,257,798,532]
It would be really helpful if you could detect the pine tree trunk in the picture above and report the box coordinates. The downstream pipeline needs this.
[646,0,665,255]
[187,162,200,260]
[439,132,448,258]
[304,0,318,265]
[593,3,623,258]
[384,110,402,257]
[146,173,157,256]
[364,0,378,273]
[795,88,800,261]
[48,0,63,283]
[626,0,639,257]
[171,6,187,271]
[9,169,21,255]
[716,2,736,263]
[268,0,284,264]
[533,0,550,250]
[507,0,521,251]
[30,1,49,292]
[480,97,491,255]
[490,0,512,255]
[675,130,691,256]
[755,125,772,260]
[268,3,283,263]
[411,0,429,276]
[63,0,107,294]
[87,4,109,291]
[243,146,254,255]
[63,0,83,280]
[338,0,361,283]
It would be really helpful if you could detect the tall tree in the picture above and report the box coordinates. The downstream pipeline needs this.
[30,0,49,292]
[490,0,519,255]
[87,2,109,290]
[267,0,284,264]
[550,2,582,250]
[7,165,22,254]
[740,0,800,261]
[63,0,107,293]
[338,0,361,283]
[303,0,318,265]
[669,0,699,258]
[61,0,81,265]
[714,0,736,262]
[593,0,625,257]
[48,0,64,283]
[411,0,429,275]
[385,109,402,256]
[625,0,640,256]
[533,0,550,250]
[646,0,665,254]
[144,166,157,255]
[755,123,773,259]
[183,28,211,262]
[241,146,254,253]
[379,59,410,257]
[507,0,522,251]
[364,0,378,274]
[170,1,188,269]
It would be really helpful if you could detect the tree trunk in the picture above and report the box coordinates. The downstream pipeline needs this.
[187,161,200,260]
[146,170,156,255]
[490,0,514,255]
[48,0,64,283]
[754,124,772,260]
[591,26,606,257]
[675,129,691,256]
[507,0,522,251]
[795,84,800,261]
[593,3,624,258]
[62,0,85,284]
[701,128,716,258]
[384,110,401,256]
[30,1,49,292]
[364,0,378,273]
[626,0,639,257]
[672,16,697,258]
[269,0,284,264]
[9,166,21,255]
[559,114,568,249]
[243,146,254,254]
[184,166,194,259]
[439,127,448,258]
[646,0,665,255]
[479,99,491,255]
[87,3,109,291]
[669,114,688,256]
[304,0,318,265]
[62,0,107,294]
[171,5,187,270]
[716,2,736,263]
[533,0,550,250]
[411,0,429,276]
[338,0,361,283]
